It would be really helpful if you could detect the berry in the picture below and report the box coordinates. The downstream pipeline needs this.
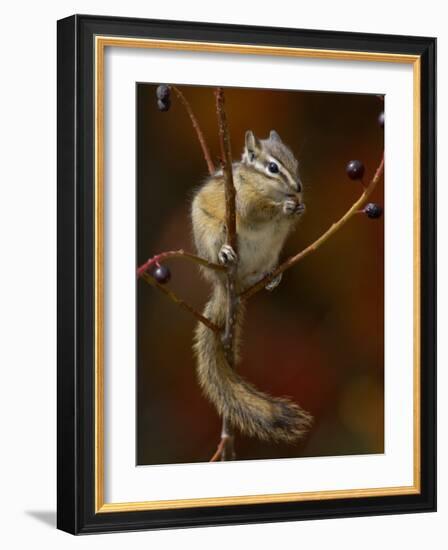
[364,203,383,219]
[346,160,365,181]
[156,85,171,101]
[378,112,385,128]
[153,264,171,284]
[157,98,171,112]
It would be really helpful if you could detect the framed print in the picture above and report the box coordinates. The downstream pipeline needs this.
[57,15,436,534]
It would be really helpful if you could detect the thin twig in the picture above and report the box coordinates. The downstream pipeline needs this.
[215,88,237,253]
[215,87,238,351]
[172,86,216,176]
[209,425,235,462]
[141,272,220,333]
[219,418,235,461]
[215,86,238,461]
[137,249,225,279]
[209,436,227,462]
[240,155,385,301]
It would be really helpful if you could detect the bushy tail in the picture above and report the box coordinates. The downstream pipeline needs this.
[194,286,312,442]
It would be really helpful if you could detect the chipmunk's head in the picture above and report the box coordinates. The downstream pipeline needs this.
[242,130,302,197]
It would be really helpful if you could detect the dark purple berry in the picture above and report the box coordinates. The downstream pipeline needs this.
[156,84,171,101]
[153,264,171,284]
[157,98,171,112]
[346,160,365,181]
[364,203,383,219]
[378,112,385,128]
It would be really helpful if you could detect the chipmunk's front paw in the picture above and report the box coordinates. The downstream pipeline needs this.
[218,244,238,265]
[265,272,282,291]
[283,198,306,216]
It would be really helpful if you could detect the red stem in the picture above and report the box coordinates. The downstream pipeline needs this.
[137,249,225,278]
[172,86,215,176]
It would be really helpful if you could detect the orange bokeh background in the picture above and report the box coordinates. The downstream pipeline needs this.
[137,84,384,465]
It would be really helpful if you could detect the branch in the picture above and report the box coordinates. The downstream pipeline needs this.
[209,437,227,462]
[209,430,235,462]
[140,272,220,333]
[137,249,225,279]
[216,87,238,350]
[215,88,237,253]
[240,155,384,301]
[214,87,238,461]
[172,86,216,176]
[218,418,236,461]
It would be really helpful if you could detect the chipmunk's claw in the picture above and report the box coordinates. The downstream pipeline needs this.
[283,198,306,216]
[265,272,282,291]
[218,244,238,265]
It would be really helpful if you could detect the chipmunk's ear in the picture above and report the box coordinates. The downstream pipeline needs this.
[245,130,261,162]
[269,130,282,143]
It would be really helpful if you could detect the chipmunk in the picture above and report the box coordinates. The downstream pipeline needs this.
[192,130,312,443]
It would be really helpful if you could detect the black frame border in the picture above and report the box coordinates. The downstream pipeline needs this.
[57,14,436,534]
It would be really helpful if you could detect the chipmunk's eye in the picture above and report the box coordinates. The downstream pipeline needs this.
[268,162,279,174]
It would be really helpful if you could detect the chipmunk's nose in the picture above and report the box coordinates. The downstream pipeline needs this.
[296,177,303,193]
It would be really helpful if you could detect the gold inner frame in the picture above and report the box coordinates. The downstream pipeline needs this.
[94,36,421,513]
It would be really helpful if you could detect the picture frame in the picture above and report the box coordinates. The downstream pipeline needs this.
[57,14,436,534]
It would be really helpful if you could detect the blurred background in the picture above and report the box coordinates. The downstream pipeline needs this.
[137,84,384,465]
